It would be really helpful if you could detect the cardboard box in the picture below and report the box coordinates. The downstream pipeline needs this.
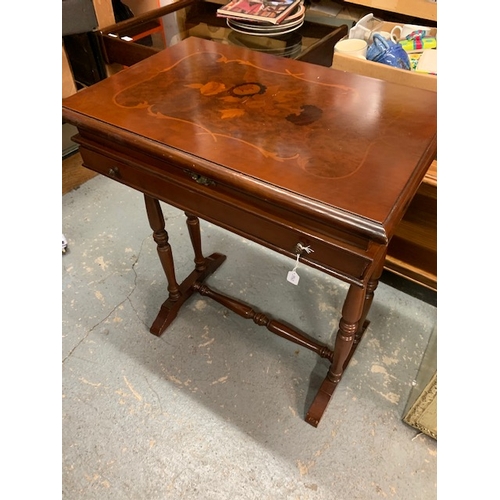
[332,22,437,92]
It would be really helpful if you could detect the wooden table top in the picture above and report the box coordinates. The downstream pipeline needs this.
[63,37,437,242]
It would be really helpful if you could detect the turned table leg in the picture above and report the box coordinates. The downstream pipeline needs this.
[343,255,385,369]
[185,212,207,272]
[305,254,386,427]
[144,195,181,302]
[145,196,226,336]
[305,283,367,427]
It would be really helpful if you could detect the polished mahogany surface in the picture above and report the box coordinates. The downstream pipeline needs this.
[63,37,436,240]
[62,37,437,427]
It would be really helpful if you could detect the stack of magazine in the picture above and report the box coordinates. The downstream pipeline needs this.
[217,0,305,36]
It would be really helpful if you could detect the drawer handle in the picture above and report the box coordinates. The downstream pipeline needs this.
[295,242,314,255]
[187,171,215,187]
[108,166,120,178]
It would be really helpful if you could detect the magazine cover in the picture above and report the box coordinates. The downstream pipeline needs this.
[217,0,302,25]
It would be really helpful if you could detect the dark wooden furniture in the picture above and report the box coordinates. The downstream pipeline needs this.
[62,37,437,427]
[96,0,348,68]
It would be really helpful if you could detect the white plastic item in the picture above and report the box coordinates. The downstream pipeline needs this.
[349,13,383,41]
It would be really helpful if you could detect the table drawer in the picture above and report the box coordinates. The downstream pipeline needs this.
[78,142,374,286]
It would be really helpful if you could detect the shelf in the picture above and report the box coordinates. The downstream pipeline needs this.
[344,0,437,22]
[385,161,437,291]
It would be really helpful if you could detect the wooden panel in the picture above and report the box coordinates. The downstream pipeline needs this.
[92,0,116,27]
[62,45,77,99]
[423,159,437,187]
[122,0,160,15]
[345,0,437,21]
[386,175,437,290]
[62,152,98,195]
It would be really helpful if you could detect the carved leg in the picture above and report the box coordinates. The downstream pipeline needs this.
[306,283,366,427]
[144,195,181,302]
[144,196,226,336]
[185,212,206,272]
[343,254,386,369]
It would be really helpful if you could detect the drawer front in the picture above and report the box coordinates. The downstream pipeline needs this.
[79,145,374,285]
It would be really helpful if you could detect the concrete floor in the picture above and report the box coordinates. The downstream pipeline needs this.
[62,174,437,500]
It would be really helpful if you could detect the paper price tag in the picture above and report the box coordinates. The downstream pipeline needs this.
[286,246,313,286]
[287,270,300,285]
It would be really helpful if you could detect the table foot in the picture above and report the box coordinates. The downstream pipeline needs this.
[150,252,226,336]
[305,319,370,427]
[305,376,339,427]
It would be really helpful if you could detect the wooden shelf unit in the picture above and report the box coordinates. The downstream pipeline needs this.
[345,0,437,22]
[386,161,437,291]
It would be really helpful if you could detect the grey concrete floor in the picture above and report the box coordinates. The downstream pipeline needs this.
[62,174,437,500]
